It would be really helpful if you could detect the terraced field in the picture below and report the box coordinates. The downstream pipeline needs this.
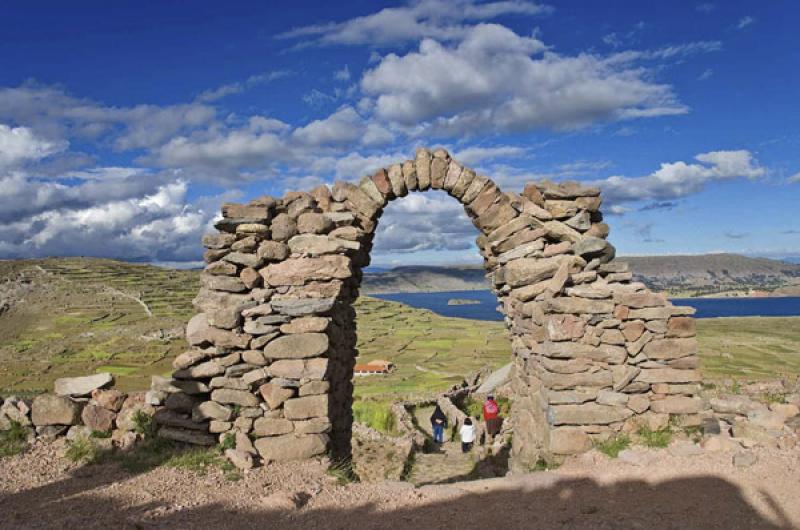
[0,258,199,394]
[1,258,799,399]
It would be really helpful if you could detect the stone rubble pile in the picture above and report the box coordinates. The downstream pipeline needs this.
[0,373,156,450]
[705,390,800,450]
[151,147,712,468]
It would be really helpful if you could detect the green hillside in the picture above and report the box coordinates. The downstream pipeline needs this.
[0,258,798,398]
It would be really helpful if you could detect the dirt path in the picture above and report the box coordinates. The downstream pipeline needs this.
[1,440,799,529]
[407,442,477,486]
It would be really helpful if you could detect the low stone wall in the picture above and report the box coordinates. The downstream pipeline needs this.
[157,147,702,468]
[0,373,156,450]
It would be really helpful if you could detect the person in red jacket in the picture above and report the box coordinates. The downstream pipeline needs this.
[483,394,502,442]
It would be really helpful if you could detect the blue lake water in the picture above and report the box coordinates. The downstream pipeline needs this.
[372,290,800,321]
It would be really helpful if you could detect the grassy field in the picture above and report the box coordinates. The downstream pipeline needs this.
[1,258,798,400]
[696,317,800,380]
[352,297,510,402]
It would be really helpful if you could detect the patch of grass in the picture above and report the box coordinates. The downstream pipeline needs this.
[637,426,672,448]
[164,447,224,475]
[219,433,236,451]
[132,410,157,438]
[97,365,139,376]
[12,339,37,353]
[0,421,29,457]
[353,400,397,435]
[683,425,703,443]
[761,392,787,404]
[327,456,359,485]
[220,458,243,482]
[66,436,99,463]
[90,429,112,439]
[112,436,175,473]
[531,458,560,471]
[595,434,630,458]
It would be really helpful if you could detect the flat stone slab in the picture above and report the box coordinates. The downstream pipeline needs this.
[54,373,114,397]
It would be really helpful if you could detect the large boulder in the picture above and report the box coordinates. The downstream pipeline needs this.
[268,358,329,381]
[255,433,328,462]
[261,256,352,286]
[710,395,765,416]
[31,394,83,426]
[642,338,698,360]
[263,333,329,360]
[158,426,216,446]
[475,363,513,395]
[91,389,127,412]
[650,396,703,414]
[549,427,592,455]
[252,418,294,436]
[549,403,633,425]
[0,397,31,426]
[259,383,295,409]
[210,389,260,407]
[81,404,116,432]
[54,373,113,397]
[284,395,328,420]
[186,313,211,345]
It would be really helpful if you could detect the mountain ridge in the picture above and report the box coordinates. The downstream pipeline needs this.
[362,253,800,295]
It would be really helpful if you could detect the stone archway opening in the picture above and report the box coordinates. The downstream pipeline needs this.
[171,148,701,471]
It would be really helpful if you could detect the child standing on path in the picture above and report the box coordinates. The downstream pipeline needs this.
[460,418,475,453]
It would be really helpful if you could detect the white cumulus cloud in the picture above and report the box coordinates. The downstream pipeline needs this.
[276,0,550,47]
[0,124,66,168]
[592,150,765,206]
[361,24,686,134]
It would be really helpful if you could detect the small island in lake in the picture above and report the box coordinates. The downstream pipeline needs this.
[447,298,481,306]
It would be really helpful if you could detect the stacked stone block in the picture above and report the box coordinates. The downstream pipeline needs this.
[163,147,701,467]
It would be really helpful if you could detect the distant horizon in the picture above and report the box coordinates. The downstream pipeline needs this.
[3,251,799,271]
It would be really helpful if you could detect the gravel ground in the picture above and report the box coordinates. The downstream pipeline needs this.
[1,439,798,530]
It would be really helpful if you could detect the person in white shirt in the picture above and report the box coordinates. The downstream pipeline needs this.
[460,417,476,453]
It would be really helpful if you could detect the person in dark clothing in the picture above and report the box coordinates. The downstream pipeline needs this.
[430,405,447,443]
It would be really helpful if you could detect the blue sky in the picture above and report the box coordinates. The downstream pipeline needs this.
[0,0,798,267]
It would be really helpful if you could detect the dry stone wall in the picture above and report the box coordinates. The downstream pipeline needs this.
[161,147,702,468]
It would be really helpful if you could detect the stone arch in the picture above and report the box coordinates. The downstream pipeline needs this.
[169,148,701,469]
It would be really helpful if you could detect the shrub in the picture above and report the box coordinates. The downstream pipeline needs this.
[596,434,630,458]
[0,421,28,458]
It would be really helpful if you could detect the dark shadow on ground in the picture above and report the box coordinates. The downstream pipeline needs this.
[0,457,795,530]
